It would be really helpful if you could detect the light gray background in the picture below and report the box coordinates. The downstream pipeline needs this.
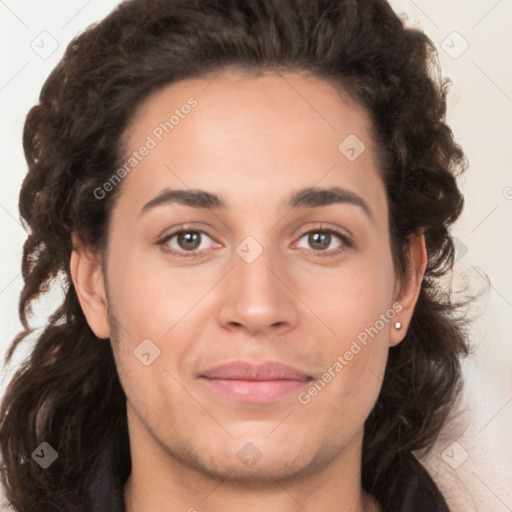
[1,1,511,510]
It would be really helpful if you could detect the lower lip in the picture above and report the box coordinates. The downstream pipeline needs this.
[200,378,310,403]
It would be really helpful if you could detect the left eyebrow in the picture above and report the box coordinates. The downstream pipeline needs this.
[288,186,374,223]
[139,185,373,223]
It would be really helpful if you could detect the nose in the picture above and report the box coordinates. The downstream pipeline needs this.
[217,242,300,337]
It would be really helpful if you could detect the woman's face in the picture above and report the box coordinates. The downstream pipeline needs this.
[75,69,424,482]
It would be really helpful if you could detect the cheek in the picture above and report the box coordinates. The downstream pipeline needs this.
[297,249,396,342]
[107,247,207,336]
[295,247,395,399]
[105,248,219,398]
[106,253,201,417]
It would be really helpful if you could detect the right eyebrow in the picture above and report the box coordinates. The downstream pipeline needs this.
[140,189,225,216]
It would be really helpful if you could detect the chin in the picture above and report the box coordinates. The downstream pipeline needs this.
[171,432,330,484]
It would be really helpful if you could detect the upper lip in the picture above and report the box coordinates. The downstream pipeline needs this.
[200,361,311,381]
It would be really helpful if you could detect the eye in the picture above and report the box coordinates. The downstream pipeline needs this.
[156,224,353,259]
[295,226,352,257]
[157,227,216,258]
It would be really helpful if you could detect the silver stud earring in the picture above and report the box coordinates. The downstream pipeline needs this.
[394,321,402,330]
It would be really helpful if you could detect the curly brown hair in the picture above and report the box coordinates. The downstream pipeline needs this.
[1,0,471,510]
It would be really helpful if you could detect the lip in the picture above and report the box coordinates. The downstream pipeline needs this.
[199,361,312,403]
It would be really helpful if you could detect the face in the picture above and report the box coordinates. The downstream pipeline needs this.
[73,69,424,484]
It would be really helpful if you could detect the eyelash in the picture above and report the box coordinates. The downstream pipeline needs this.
[156,224,353,259]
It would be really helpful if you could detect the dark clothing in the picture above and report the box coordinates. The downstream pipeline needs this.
[88,440,450,511]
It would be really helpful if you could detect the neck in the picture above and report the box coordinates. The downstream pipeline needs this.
[123,424,381,512]
[123,472,380,512]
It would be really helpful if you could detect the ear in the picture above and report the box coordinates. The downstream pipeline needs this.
[389,230,427,347]
[69,232,110,339]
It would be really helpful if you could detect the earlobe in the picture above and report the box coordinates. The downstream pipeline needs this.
[389,230,427,347]
[69,233,110,339]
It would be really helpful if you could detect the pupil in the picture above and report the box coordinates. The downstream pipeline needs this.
[309,232,329,250]
[179,232,200,250]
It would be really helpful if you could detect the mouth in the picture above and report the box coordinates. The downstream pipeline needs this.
[199,361,313,403]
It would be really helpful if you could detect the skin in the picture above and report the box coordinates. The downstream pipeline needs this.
[70,69,427,512]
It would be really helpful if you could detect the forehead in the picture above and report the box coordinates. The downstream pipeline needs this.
[118,69,386,216]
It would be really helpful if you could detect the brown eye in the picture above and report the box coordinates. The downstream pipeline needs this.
[297,230,343,252]
[294,227,353,257]
[176,231,202,251]
[159,229,214,257]
[307,232,332,251]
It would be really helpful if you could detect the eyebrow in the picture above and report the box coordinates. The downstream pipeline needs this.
[140,186,374,221]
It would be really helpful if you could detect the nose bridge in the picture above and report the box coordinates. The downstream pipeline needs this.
[217,232,299,334]
[233,235,284,304]
[230,209,280,287]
